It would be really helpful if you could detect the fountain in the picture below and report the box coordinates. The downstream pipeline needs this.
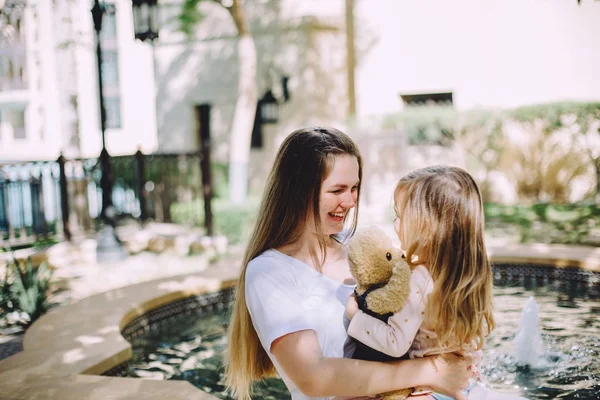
[513,296,544,368]
[126,272,600,399]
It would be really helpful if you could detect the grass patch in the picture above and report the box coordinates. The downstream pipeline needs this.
[170,198,260,244]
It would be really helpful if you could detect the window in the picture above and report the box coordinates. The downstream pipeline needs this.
[15,17,21,38]
[2,108,27,139]
[400,92,453,107]
[101,51,119,86]
[0,59,6,79]
[104,97,121,129]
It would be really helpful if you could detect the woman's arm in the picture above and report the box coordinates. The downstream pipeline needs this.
[271,329,472,400]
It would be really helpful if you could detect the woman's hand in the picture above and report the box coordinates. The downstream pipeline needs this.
[424,353,475,400]
[346,293,359,320]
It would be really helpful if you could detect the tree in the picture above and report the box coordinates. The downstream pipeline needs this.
[180,0,257,204]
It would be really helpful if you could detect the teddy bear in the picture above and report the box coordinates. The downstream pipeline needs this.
[346,226,414,400]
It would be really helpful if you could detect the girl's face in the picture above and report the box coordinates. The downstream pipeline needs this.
[315,154,360,236]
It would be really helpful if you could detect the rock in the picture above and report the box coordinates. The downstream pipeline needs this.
[189,236,213,254]
[147,235,176,253]
[173,235,197,257]
[123,231,152,255]
[213,235,228,255]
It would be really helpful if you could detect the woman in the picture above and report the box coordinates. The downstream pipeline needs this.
[226,127,474,400]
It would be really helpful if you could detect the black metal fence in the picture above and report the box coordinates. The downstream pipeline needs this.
[0,150,206,249]
[0,160,62,248]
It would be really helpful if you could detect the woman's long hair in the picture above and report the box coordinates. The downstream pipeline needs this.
[394,165,495,350]
[225,127,363,400]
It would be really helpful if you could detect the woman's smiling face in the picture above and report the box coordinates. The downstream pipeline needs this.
[312,154,360,236]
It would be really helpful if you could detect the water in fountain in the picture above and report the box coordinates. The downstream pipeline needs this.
[513,296,544,368]
[128,278,600,399]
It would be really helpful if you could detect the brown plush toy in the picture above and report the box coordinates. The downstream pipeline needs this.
[347,226,414,400]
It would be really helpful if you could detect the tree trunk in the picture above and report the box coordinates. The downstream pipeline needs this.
[227,1,257,204]
[595,158,600,204]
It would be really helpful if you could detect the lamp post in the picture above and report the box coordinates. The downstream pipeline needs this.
[91,0,115,221]
[92,0,127,262]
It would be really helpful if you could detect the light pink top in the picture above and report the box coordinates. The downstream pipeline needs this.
[347,265,441,395]
[347,265,505,398]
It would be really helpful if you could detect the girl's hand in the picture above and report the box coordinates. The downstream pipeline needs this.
[425,353,474,400]
[346,294,359,320]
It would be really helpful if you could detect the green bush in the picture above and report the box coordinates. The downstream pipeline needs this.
[509,102,600,129]
[0,256,54,326]
[12,258,54,324]
[171,197,260,244]
[0,262,16,314]
[211,162,229,199]
[379,102,600,203]
[484,203,600,245]
[170,199,205,226]
[214,200,259,244]
[381,105,459,145]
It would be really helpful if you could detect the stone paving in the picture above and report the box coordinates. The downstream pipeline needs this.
[0,223,246,362]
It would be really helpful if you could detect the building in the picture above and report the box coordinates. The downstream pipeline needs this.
[1,0,599,162]
[0,0,157,162]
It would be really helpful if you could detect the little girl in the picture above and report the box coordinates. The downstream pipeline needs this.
[345,165,526,400]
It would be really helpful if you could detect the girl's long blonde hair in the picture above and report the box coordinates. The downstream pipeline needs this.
[225,127,363,400]
[394,165,495,350]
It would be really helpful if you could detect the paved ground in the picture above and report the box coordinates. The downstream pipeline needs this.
[0,240,246,362]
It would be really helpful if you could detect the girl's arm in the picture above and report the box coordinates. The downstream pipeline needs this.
[271,328,472,400]
[346,266,432,357]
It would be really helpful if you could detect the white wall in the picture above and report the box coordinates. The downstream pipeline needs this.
[355,0,600,117]
[0,0,62,161]
[0,0,157,162]
[153,0,348,162]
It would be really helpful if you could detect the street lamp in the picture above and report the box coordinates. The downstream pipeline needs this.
[91,0,127,262]
[259,90,279,124]
[258,75,291,125]
[91,0,115,220]
[251,74,291,149]
[132,0,159,42]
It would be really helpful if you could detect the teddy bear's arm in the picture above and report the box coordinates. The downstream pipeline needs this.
[365,263,412,315]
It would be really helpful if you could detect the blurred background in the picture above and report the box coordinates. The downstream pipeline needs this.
[1,0,600,255]
[1,2,600,398]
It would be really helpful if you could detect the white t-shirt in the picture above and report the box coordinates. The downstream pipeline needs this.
[245,249,355,400]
